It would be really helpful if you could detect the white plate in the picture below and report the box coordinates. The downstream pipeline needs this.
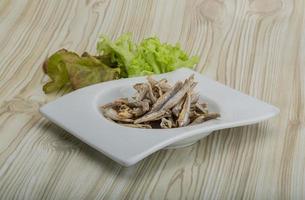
[40,68,279,166]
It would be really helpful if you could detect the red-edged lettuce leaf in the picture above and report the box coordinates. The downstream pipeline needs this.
[43,49,120,93]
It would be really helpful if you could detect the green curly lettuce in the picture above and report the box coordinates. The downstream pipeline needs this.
[97,33,136,77]
[97,33,199,77]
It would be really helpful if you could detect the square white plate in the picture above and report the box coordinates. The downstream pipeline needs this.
[40,68,279,166]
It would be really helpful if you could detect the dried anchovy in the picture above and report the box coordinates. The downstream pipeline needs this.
[114,98,129,104]
[161,75,195,110]
[128,100,150,111]
[150,81,183,112]
[102,107,134,122]
[155,79,171,92]
[146,83,157,103]
[102,99,127,109]
[160,118,173,129]
[134,110,167,124]
[190,113,220,125]
[133,83,148,101]
[195,103,207,113]
[191,93,199,104]
[153,85,163,98]
[172,96,185,117]
[101,74,220,129]
[189,110,201,121]
[132,107,145,117]
[147,76,158,86]
[117,104,133,118]
[147,76,171,92]
[177,92,192,127]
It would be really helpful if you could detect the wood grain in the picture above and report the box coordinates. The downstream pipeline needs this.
[0,0,304,199]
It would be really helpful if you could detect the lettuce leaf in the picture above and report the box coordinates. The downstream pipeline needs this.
[96,34,199,78]
[97,33,136,77]
[43,49,120,93]
[43,34,199,94]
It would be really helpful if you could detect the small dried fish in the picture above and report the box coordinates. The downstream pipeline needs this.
[102,98,127,109]
[117,105,133,118]
[142,98,152,105]
[114,98,129,104]
[161,75,195,110]
[119,99,150,117]
[146,83,157,103]
[153,85,163,98]
[172,96,185,117]
[160,118,173,128]
[147,76,158,86]
[190,113,220,125]
[117,111,133,119]
[190,82,197,89]
[128,100,150,112]
[189,110,201,121]
[132,107,145,117]
[101,74,220,129]
[169,117,177,127]
[191,93,199,104]
[147,76,171,94]
[120,123,152,129]
[134,110,167,124]
[150,81,183,112]
[133,83,144,91]
[101,102,117,109]
[118,104,131,111]
[133,83,148,101]
[177,92,191,127]
[102,107,134,122]
[195,103,207,113]
[157,78,168,84]
[156,79,171,92]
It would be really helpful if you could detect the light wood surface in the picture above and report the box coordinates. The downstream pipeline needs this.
[0,0,304,199]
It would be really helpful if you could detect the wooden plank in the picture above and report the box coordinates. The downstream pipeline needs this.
[0,0,304,199]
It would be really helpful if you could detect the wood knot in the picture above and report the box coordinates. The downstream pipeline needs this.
[197,0,225,22]
[92,0,108,12]
[0,98,42,115]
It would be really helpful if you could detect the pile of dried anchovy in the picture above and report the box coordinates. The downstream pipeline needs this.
[101,75,220,129]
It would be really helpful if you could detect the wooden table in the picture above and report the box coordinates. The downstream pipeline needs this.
[0,0,304,199]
